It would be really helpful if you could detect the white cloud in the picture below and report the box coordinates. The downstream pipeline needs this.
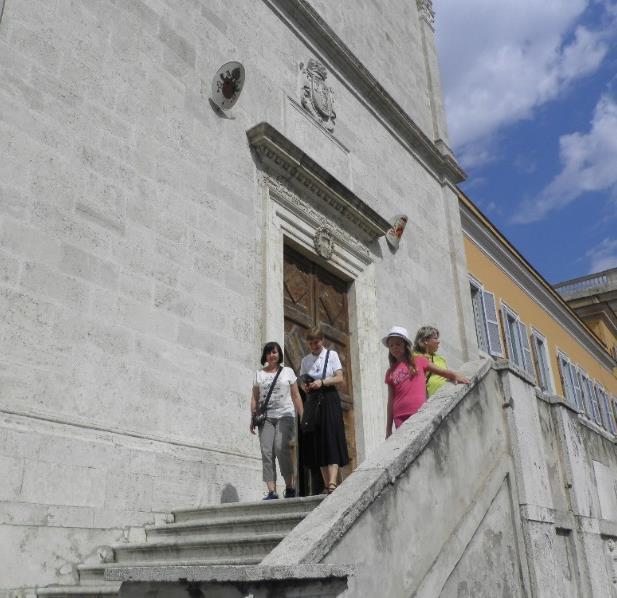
[586,237,617,272]
[434,0,614,163]
[514,94,617,222]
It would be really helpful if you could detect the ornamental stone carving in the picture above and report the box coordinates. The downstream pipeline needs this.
[416,0,435,27]
[314,227,335,259]
[265,175,371,264]
[300,58,336,132]
[97,545,115,563]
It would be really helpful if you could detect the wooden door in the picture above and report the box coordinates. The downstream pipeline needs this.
[283,246,356,495]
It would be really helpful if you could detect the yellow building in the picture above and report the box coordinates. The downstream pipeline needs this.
[459,191,617,435]
[554,269,617,362]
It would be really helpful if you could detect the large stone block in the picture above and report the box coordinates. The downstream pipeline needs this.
[59,243,119,290]
[0,455,23,501]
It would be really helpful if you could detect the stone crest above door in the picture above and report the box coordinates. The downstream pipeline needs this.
[300,58,336,132]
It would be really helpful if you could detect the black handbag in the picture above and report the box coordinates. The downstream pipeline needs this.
[300,350,330,434]
[252,366,283,428]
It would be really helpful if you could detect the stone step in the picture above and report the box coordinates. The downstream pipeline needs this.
[36,498,324,597]
[171,495,324,523]
[36,583,120,597]
[145,511,306,541]
[113,531,286,563]
[76,556,263,584]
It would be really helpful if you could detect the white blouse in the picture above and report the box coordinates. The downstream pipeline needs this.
[300,347,343,380]
[253,366,297,418]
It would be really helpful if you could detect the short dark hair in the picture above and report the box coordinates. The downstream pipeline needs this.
[260,341,283,366]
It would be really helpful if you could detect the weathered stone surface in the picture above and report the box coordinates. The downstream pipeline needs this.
[0,0,475,592]
[261,361,617,597]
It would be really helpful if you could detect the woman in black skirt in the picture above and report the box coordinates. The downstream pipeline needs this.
[299,326,349,494]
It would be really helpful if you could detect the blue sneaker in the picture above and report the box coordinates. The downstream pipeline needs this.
[263,491,279,500]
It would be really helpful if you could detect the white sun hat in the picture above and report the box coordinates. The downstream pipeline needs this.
[381,325,412,347]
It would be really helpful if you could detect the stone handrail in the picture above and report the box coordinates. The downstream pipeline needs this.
[262,357,492,566]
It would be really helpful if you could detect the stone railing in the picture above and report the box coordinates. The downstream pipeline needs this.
[554,271,615,296]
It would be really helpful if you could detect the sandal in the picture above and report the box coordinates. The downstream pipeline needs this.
[326,483,337,494]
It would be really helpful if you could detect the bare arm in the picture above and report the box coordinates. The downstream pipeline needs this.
[386,385,394,439]
[308,368,344,391]
[426,362,470,385]
[249,386,259,435]
[290,382,303,418]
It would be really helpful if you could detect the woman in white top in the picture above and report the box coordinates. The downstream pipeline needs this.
[299,326,349,494]
[250,341,303,500]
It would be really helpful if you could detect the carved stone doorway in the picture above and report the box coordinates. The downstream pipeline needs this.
[283,245,356,496]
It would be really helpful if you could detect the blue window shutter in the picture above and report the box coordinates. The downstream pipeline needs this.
[518,321,534,379]
[482,290,503,357]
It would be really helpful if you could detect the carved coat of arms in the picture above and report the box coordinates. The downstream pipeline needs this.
[301,59,336,132]
[314,227,335,260]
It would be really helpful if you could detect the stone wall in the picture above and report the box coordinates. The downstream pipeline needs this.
[263,360,617,597]
[0,0,473,591]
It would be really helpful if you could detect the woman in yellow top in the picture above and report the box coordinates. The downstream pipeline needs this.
[413,326,448,397]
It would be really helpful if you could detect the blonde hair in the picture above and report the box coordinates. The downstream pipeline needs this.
[413,326,439,353]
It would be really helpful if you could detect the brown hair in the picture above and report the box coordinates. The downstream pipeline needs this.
[305,326,324,341]
[387,337,417,377]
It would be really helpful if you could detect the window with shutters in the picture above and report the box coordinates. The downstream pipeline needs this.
[611,396,617,434]
[594,384,616,433]
[604,391,617,434]
[530,330,553,393]
[501,304,535,379]
[588,382,604,426]
[468,277,503,357]
[577,369,596,419]
[557,352,580,410]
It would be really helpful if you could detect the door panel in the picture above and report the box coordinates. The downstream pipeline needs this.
[283,246,357,494]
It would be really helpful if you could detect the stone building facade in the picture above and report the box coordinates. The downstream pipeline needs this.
[0,0,476,591]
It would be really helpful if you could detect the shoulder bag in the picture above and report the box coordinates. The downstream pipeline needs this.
[300,350,330,434]
[252,366,283,428]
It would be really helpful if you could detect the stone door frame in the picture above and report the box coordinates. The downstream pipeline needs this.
[261,175,384,462]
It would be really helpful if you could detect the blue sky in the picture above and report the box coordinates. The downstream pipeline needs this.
[434,0,617,283]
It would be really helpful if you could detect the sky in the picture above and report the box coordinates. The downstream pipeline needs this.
[433,0,617,283]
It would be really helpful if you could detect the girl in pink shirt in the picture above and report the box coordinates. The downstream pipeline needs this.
[383,326,470,438]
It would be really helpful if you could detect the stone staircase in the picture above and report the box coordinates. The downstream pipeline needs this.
[36,496,324,598]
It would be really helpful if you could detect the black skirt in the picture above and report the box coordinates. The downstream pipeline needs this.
[302,387,350,468]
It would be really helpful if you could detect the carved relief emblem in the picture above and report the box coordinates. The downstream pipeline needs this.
[386,214,409,250]
[301,59,336,132]
[210,61,245,111]
[314,227,335,259]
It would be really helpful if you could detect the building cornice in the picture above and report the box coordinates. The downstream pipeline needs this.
[459,200,617,371]
[262,0,466,186]
[247,121,390,241]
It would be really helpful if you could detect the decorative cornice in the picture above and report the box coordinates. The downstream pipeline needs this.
[264,175,372,266]
[262,0,465,185]
[247,121,390,241]
[460,202,617,371]
[416,0,435,28]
